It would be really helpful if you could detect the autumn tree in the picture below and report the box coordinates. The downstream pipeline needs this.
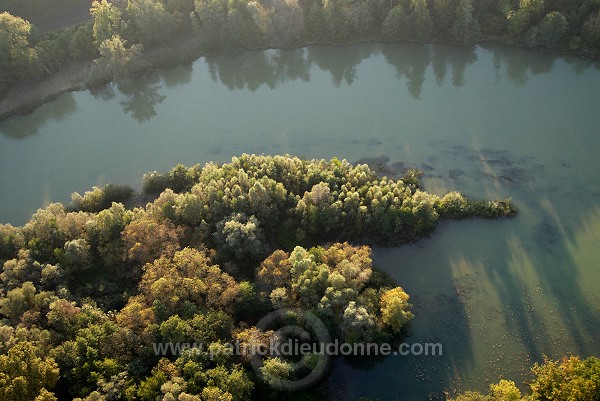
[122,210,183,265]
[137,247,241,318]
[379,287,413,333]
[256,250,292,294]
[0,341,59,401]
[530,356,600,400]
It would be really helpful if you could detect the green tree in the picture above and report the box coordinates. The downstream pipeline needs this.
[202,387,233,401]
[582,10,600,50]
[506,0,545,39]
[191,0,228,50]
[383,3,412,40]
[90,35,147,85]
[127,0,177,44]
[0,224,24,262]
[409,0,433,40]
[262,0,304,47]
[0,12,37,84]
[214,213,268,260]
[527,11,567,49]
[383,0,432,41]
[451,0,480,44]
[0,281,39,322]
[433,0,455,31]
[0,341,59,401]
[340,301,376,342]
[91,0,125,45]
[203,364,254,401]
[227,0,266,48]
[260,357,292,387]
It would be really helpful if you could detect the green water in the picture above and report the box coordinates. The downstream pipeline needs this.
[1,42,600,400]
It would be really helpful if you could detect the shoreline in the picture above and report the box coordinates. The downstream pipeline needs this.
[0,36,595,122]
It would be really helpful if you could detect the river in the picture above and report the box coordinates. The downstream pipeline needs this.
[1,42,599,400]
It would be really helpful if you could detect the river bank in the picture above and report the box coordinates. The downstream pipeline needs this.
[0,32,203,121]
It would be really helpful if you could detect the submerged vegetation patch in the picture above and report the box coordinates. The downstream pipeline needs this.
[0,155,515,400]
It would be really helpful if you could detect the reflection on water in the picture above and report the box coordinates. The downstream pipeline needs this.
[307,45,375,87]
[206,48,312,91]
[0,93,77,139]
[0,42,599,401]
[118,77,167,124]
[1,42,590,132]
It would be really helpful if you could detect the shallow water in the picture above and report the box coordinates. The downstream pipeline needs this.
[1,42,599,400]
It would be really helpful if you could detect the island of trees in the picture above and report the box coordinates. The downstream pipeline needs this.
[2,0,600,115]
[0,154,516,400]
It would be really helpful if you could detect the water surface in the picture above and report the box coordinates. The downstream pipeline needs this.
[1,42,599,400]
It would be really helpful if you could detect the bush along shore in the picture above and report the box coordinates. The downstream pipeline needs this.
[2,0,600,119]
[0,155,515,400]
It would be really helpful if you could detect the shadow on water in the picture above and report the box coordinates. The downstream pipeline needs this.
[328,235,476,401]
[449,143,600,365]
[329,144,600,400]
[0,93,77,139]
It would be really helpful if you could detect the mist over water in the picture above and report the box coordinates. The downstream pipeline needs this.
[1,42,599,400]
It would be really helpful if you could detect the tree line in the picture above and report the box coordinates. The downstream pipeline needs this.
[445,356,600,401]
[0,155,514,400]
[2,0,600,97]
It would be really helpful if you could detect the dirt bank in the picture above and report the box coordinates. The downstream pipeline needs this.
[0,61,92,120]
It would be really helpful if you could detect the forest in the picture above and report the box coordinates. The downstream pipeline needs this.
[2,0,600,99]
[0,155,516,400]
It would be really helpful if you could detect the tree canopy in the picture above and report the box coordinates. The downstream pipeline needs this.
[0,155,517,399]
